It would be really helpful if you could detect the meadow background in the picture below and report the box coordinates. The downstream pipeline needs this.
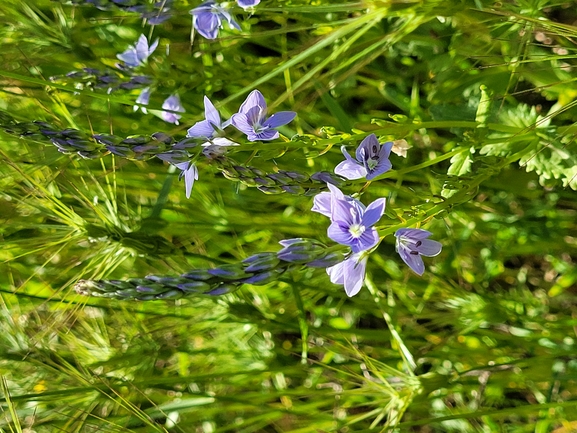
[1,0,577,431]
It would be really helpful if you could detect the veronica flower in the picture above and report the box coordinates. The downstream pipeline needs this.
[161,94,185,125]
[313,185,385,253]
[328,194,386,253]
[157,152,198,198]
[117,34,159,68]
[326,253,368,297]
[133,87,152,113]
[190,1,241,40]
[237,0,260,8]
[394,228,442,276]
[231,90,296,141]
[335,134,393,180]
[187,96,227,139]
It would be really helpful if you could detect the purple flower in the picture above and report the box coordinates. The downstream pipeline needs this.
[326,253,368,297]
[174,161,198,198]
[161,94,185,125]
[231,90,296,141]
[335,134,393,180]
[190,1,241,40]
[237,0,260,8]
[394,228,442,276]
[328,194,386,254]
[187,96,227,139]
[117,34,159,68]
[157,152,198,198]
[312,185,386,253]
[133,87,152,113]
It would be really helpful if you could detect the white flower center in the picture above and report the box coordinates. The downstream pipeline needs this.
[349,224,365,238]
[367,157,379,170]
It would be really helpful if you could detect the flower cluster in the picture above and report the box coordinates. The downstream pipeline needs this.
[303,134,443,296]
[156,90,296,198]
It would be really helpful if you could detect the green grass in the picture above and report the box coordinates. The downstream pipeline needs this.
[1,0,577,431]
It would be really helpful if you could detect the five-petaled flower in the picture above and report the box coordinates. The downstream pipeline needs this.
[326,252,368,297]
[190,1,241,40]
[313,184,386,254]
[161,94,186,125]
[117,34,159,68]
[394,228,442,276]
[231,90,296,141]
[335,133,393,180]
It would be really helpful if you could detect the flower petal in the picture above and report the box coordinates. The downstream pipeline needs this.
[230,113,254,136]
[252,129,278,141]
[238,90,266,115]
[327,261,345,285]
[331,199,358,226]
[204,96,221,127]
[262,111,296,128]
[343,255,367,297]
[327,222,354,246]
[397,244,425,276]
[183,164,199,198]
[194,12,220,39]
[237,0,260,8]
[311,192,333,217]
[395,228,432,240]
[361,198,386,228]
[357,134,379,162]
[334,159,366,180]
[187,120,214,138]
[417,239,442,257]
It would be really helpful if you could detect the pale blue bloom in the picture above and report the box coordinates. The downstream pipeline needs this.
[187,96,227,139]
[335,134,393,180]
[190,1,241,40]
[394,228,442,276]
[326,253,368,297]
[231,90,296,141]
[133,87,152,113]
[161,94,185,125]
[117,34,159,68]
[157,152,198,198]
[313,184,386,253]
[237,0,260,8]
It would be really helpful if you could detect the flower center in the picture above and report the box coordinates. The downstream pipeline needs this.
[367,157,379,170]
[349,224,365,238]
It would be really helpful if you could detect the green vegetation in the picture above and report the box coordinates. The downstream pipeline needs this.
[1,0,577,431]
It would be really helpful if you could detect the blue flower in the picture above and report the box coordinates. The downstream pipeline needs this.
[157,152,198,198]
[313,185,386,254]
[326,253,368,297]
[335,134,393,180]
[161,94,185,125]
[237,0,260,8]
[394,228,442,276]
[117,34,159,68]
[187,96,227,139]
[133,87,152,113]
[231,90,296,141]
[190,1,241,40]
